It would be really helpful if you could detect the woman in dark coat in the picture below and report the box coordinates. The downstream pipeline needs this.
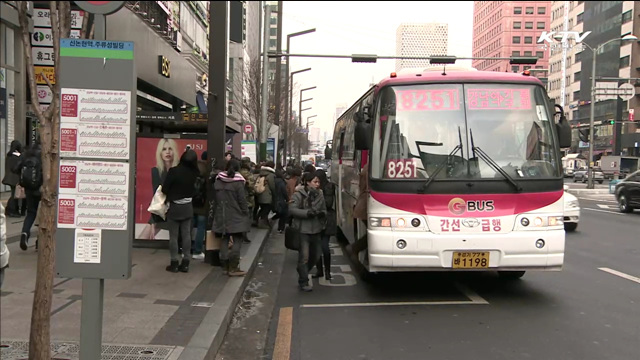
[312,169,337,280]
[213,159,250,276]
[162,149,199,273]
[273,169,289,233]
[2,140,25,217]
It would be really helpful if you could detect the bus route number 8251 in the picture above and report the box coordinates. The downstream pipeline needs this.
[386,159,417,179]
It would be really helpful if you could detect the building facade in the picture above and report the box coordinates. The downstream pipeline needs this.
[395,23,448,72]
[472,1,551,74]
[547,1,639,158]
[1,1,33,193]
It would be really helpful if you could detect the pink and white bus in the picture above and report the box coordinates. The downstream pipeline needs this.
[327,68,572,279]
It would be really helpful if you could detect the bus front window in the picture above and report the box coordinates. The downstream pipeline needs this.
[371,83,561,180]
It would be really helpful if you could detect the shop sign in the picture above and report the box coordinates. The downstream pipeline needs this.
[159,55,171,78]
[37,85,53,104]
[32,28,81,47]
[35,66,56,85]
[32,47,55,66]
[182,113,207,122]
[33,8,84,29]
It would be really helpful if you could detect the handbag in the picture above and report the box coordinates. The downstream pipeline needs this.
[15,185,26,199]
[147,185,168,220]
[284,225,301,251]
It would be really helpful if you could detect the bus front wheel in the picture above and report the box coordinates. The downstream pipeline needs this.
[498,271,526,280]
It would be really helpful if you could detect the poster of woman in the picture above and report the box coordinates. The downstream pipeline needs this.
[135,137,207,240]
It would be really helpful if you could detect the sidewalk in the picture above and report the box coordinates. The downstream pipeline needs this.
[0,226,271,360]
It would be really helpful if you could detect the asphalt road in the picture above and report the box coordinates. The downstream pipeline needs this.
[218,198,640,360]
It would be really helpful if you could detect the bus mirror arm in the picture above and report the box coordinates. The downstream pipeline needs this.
[554,104,572,148]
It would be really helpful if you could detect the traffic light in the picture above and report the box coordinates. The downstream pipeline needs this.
[610,120,615,125]
[578,129,590,143]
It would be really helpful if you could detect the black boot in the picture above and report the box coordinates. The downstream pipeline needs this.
[324,254,332,280]
[166,260,179,273]
[179,259,190,273]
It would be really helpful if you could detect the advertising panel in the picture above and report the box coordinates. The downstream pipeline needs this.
[134,137,207,240]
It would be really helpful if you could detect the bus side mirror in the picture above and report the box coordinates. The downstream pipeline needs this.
[554,104,571,148]
[324,146,332,160]
[355,122,370,150]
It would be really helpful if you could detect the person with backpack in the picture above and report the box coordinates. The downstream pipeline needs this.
[213,159,250,276]
[13,142,42,251]
[3,140,26,218]
[191,151,209,260]
[255,161,276,229]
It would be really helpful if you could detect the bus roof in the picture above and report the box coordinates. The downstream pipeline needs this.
[377,70,544,90]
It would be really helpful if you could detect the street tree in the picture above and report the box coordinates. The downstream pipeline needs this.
[239,57,298,162]
[16,2,86,358]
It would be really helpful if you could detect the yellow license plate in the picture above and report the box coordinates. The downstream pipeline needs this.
[452,251,490,269]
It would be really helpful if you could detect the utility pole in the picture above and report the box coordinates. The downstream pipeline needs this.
[208,3,228,175]
[274,1,283,166]
[260,3,270,161]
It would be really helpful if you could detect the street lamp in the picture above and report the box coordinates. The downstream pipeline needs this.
[282,28,316,165]
[584,34,638,189]
[298,87,316,160]
[305,114,318,154]
[284,68,311,165]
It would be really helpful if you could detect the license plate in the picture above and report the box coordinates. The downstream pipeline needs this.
[452,251,490,269]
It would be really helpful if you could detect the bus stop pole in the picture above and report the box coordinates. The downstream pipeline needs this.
[208,2,228,168]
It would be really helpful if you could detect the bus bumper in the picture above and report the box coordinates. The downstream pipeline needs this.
[367,229,565,272]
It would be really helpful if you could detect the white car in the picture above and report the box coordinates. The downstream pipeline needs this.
[563,189,580,232]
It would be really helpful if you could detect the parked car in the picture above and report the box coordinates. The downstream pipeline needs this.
[563,186,580,232]
[573,167,604,184]
[614,170,640,213]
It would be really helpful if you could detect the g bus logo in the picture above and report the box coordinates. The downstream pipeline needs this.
[448,198,495,215]
[448,198,466,215]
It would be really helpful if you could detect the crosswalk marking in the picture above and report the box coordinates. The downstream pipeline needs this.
[599,268,640,285]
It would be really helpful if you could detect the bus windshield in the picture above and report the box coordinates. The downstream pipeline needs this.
[371,83,561,181]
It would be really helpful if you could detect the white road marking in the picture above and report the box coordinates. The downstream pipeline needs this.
[454,282,489,304]
[583,208,626,216]
[596,204,616,209]
[598,268,640,285]
[300,300,488,308]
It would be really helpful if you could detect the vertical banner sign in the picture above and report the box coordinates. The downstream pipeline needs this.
[55,38,135,280]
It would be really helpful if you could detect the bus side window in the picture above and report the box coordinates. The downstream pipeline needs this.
[338,130,346,163]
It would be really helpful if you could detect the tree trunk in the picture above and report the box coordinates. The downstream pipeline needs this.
[17,1,69,358]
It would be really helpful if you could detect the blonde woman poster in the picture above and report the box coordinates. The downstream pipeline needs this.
[135,137,207,240]
[136,139,182,240]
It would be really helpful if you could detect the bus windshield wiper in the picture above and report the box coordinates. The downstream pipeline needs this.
[470,129,522,192]
[417,126,463,194]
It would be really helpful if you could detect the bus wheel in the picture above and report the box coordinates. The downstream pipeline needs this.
[498,271,526,280]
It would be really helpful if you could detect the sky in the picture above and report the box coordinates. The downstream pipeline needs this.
[280,1,474,137]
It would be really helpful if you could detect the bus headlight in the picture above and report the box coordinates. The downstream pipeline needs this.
[548,216,563,226]
[533,217,544,227]
[370,217,391,228]
[396,218,406,227]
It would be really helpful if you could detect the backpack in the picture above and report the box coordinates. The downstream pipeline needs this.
[254,175,267,194]
[20,157,42,190]
[192,175,206,207]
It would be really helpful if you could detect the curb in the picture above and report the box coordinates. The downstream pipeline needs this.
[567,189,612,195]
[177,227,272,360]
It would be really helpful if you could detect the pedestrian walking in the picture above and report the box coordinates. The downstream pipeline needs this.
[273,169,290,233]
[255,161,276,229]
[213,159,250,276]
[162,149,199,273]
[289,171,326,292]
[3,140,26,217]
[13,142,42,251]
[312,169,336,280]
